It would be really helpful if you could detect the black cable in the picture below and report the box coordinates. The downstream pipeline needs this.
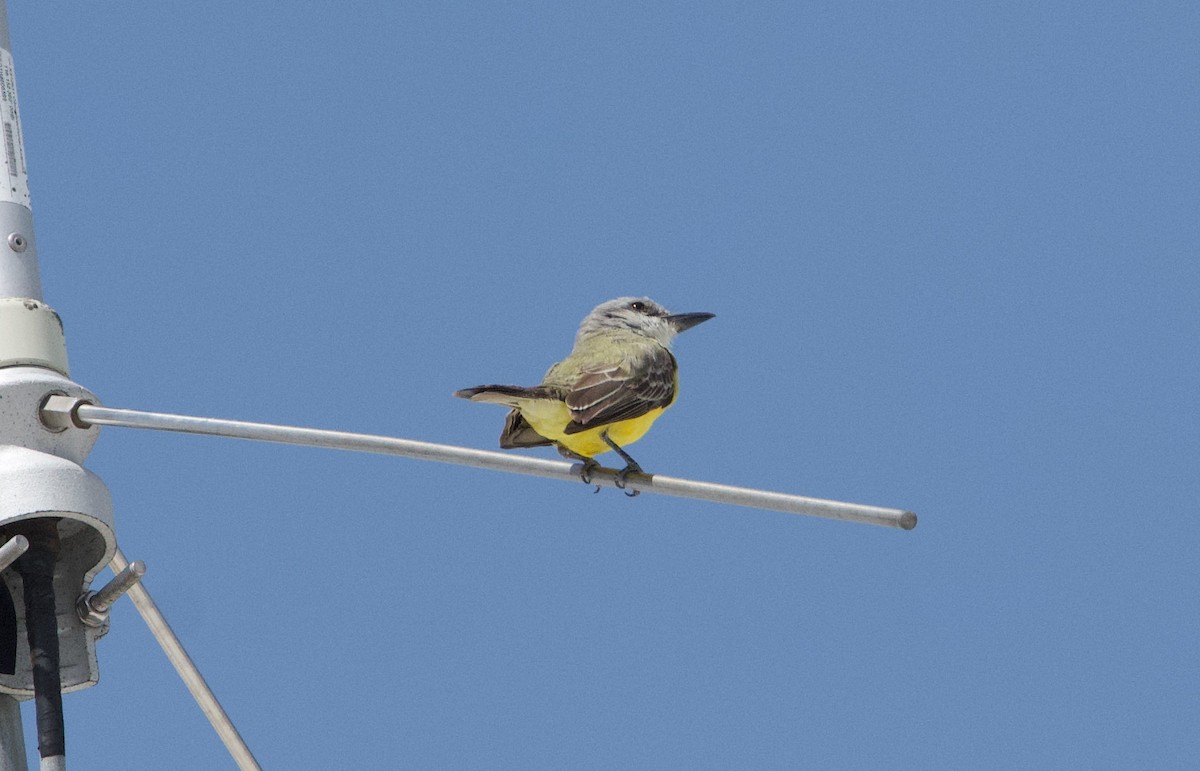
[15,519,64,761]
[0,577,15,675]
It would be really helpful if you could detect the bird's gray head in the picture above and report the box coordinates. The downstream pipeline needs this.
[576,296,714,347]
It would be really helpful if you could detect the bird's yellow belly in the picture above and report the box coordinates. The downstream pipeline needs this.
[518,400,666,458]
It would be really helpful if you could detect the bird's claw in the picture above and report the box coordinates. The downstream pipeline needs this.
[599,430,643,496]
[614,464,643,497]
[579,459,601,493]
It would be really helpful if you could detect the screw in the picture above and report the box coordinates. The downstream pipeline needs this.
[7,232,27,252]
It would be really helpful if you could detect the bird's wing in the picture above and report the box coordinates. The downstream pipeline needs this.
[562,345,676,433]
[499,409,554,448]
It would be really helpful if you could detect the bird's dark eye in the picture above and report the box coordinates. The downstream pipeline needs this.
[630,301,646,311]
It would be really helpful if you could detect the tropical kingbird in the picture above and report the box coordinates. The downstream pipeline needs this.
[455,297,714,489]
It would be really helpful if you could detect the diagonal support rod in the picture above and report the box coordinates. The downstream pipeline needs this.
[109,548,261,770]
[43,400,916,530]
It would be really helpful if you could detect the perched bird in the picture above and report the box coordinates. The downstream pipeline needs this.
[455,297,714,489]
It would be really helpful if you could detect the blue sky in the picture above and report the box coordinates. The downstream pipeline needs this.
[6,1,1198,767]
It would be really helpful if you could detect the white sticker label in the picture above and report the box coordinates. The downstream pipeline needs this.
[0,49,30,208]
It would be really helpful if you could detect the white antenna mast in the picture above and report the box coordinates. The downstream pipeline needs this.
[0,2,255,768]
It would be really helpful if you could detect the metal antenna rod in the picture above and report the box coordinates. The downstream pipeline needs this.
[108,549,261,770]
[45,400,917,530]
[0,535,28,574]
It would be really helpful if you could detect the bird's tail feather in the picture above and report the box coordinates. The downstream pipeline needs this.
[454,384,557,406]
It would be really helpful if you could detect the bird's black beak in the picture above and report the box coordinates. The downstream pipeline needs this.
[666,311,715,333]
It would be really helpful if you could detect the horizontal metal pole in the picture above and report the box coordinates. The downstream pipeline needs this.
[109,548,261,770]
[63,403,916,530]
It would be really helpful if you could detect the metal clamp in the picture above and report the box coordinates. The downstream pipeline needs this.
[39,393,93,432]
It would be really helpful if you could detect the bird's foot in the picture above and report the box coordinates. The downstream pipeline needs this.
[578,458,601,493]
[614,462,644,497]
[599,429,644,496]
